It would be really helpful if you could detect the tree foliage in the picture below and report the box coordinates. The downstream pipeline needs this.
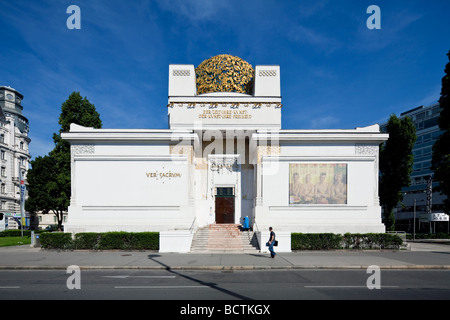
[25,156,59,214]
[432,50,450,214]
[26,92,102,229]
[379,114,416,231]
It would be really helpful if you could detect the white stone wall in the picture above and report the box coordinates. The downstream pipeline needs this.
[254,136,386,234]
[60,61,390,253]
[62,127,197,234]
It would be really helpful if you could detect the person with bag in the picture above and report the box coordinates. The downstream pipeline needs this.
[266,227,277,258]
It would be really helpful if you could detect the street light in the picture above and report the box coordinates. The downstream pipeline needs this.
[404,192,425,240]
[19,170,26,238]
[413,199,416,241]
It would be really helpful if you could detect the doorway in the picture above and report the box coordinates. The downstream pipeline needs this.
[215,187,235,224]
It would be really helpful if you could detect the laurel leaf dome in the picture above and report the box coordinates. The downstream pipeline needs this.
[195,54,254,95]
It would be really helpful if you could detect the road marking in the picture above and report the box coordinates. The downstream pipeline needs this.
[0,286,20,289]
[102,275,176,279]
[305,285,400,288]
[114,285,208,289]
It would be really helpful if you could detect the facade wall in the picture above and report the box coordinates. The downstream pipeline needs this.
[62,59,389,252]
[0,86,31,229]
[253,140,385,234]
[63,131,196,233]
[63,127,387,249]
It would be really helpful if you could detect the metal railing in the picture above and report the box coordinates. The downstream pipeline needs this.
[189,217,197,233]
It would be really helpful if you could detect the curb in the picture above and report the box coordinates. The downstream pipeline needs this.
[1,265,450,270]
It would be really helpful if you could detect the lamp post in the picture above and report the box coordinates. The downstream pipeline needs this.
[426,174,433,234]
[404,192,425,241]
[19,170,25,238]
[413,199,416,241]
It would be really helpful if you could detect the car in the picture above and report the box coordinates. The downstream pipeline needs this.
[44,225,64,232]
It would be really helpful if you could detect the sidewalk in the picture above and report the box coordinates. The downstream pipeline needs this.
[0,241,449,270]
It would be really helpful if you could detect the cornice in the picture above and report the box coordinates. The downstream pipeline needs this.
[61,129,198,143]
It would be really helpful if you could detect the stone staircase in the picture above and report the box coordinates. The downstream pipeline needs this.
[190,224,260,253]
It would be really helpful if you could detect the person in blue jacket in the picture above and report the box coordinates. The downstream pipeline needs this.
[243,216,249,231]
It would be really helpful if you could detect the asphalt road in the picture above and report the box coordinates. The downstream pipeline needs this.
[1,268,449,301]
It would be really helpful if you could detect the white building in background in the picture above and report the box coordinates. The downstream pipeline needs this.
[62,55,388,252]
[0,86,31,230]
[380,103,448,232]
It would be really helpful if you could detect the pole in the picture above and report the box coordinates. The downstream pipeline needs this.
[413,199,416,241]
[19,170,25,238]
[426,174,432,234]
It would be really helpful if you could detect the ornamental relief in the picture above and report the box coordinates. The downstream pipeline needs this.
[209,157,237,173]
[166,102,282,108]
[71,144,95,155]
[169,145,193,164]
[172,69,190,77]
[195,54,254,95]
[355,144,379,156]
[355,143,380,205]
[257,146,281,164]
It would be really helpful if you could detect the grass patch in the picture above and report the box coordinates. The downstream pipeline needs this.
[0,236,31,247]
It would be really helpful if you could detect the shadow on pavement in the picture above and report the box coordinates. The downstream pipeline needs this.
[147,254,252,300]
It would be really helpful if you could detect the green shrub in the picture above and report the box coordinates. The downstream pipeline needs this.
[128,232,159,250]
[291,233,342,250]
[377,233,403,249]
[40,231,159,250]
[0,230,32,237]
[407,232,450,240]
[291,233,403,250]
[98,232,132,250]
[73,233,101,250]
[40,232,73,249]
[97,232,159,250]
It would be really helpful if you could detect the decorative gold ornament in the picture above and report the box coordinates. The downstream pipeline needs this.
[195,54,254,95]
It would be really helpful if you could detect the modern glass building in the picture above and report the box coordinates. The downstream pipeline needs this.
[380,102,447,232]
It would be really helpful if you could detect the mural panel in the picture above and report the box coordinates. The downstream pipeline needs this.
[289,163,347,205]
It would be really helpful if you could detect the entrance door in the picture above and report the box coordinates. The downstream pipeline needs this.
[215,187,235,224]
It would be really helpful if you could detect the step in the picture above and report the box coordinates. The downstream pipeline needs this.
[190,224,260,253]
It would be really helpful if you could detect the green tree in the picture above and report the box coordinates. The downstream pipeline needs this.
[379,114,416,231]
[26,92,102,229]
[25,155,57,214]
[432,50,450,214]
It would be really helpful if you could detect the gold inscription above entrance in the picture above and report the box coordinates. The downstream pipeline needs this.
[198,109,252,120]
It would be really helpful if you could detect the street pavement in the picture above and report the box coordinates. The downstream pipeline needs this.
[1,240,450,270]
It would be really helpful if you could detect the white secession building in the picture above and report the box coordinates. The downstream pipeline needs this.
[61,55,388,252]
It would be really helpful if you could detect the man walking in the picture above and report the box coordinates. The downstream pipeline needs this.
[267,227,276,258]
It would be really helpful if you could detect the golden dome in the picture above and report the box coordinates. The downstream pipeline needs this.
[195,54,254,95]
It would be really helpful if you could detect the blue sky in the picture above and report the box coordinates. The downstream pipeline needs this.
[1,0,449,159]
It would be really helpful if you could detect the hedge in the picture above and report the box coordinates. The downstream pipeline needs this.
[407,232,450,240]
[40,232,73,250]
[291,233,342,250]
[95,232,159,250]
[39,231,401,251]
[291,233,403,250]
[0,230,33,237]
[40,231,159,250]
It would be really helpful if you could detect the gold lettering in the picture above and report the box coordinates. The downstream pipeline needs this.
[146,171,181,179]
[198,109,252,120]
